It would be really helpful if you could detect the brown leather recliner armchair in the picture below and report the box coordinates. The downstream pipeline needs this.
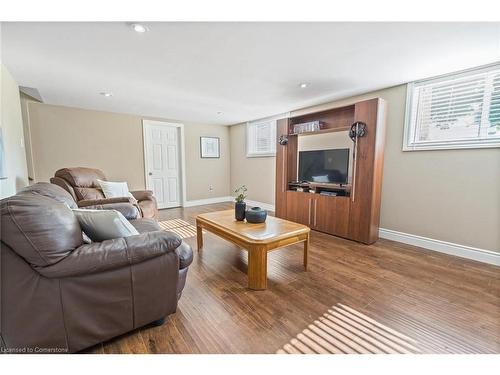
[50,167,158,220]
[0,183,193,353]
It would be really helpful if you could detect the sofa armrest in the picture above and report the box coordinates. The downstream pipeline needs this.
[50,176,78,202]
[130,190,154,201]
[78,197,135,207]
[176,241,193,269]
[36,231,182,278]
[79,202,140,220]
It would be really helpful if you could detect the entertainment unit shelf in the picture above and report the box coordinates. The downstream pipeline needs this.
[288,104,355,135]
[288,182,351,197]
[275,98,387,245]
[288,126,351,136]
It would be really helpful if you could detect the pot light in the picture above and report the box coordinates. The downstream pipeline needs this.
[100,92,113,97]
[299,83,309,88]
[131,23,148,33]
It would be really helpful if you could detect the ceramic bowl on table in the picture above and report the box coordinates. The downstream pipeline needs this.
[245,207,267,223]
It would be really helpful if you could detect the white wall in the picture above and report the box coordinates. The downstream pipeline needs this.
[19,92,38,181]
[0,64,29,198]
[229,123,276,204]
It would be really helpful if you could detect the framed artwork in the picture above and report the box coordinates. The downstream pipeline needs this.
[200,136,220,158]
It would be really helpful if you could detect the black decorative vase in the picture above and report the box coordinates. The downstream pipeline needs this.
[245,207,267,223]
[235,201,246,221]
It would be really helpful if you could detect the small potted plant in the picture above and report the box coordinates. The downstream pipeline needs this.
[234,185,247,221]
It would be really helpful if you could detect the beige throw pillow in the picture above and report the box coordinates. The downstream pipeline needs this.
[97,179,137,203]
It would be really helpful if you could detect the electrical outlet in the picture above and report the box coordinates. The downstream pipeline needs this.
[208,185,214,192]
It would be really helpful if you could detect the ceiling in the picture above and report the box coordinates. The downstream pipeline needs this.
[2,22,500,125]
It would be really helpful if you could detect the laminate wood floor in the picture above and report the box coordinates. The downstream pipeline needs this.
[85,203,500,354]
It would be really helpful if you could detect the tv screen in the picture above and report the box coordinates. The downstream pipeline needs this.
[298,148,349,184]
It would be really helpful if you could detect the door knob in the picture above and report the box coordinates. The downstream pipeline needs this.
[148,172,153,176]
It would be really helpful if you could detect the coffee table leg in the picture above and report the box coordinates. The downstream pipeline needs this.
[303,234,309,270]
[248,246,267,290]
[196,221,203,252]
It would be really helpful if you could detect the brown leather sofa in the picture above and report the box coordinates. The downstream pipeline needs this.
[0,183,193,353]
[50,167,158,219]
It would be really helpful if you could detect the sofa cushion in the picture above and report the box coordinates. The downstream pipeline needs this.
[74,187,106,201]
[79,201,140,220]
[0,191,83,267]
[129,218,161,233]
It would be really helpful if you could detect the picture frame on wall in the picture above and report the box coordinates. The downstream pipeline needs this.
[200,136,220,158]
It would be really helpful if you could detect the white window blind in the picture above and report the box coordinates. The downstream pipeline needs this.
[246,115,285,157]
[404,64,500,150]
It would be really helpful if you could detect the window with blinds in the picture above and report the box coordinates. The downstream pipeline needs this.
[246,115,282,157]
[404,64,500,150]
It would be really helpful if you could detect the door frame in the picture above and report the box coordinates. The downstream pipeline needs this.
[142,119,187,208]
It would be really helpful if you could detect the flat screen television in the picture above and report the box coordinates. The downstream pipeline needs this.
[298,148,349,184]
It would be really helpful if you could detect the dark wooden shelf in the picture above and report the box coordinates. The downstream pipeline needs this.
[288,182,351,190]
[288,126,351,136]
[288,104,355,135]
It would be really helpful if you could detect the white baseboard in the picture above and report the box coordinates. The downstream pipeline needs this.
[379,228,500,266]
[182,196,232,207]
[183,197,276,211]
[245,200,275,212]
[180,198,498,266]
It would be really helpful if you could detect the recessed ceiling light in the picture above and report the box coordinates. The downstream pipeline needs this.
[100,92,113,97]
[299,83,309,88]
[131,23,148,33]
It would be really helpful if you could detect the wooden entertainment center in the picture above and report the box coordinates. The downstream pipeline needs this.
[275,98,387,244]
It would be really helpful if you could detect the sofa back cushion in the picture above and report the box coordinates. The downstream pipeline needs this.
[73,187,105,201]
[20,181,78,209]
[55,167,107,188]
[0,184,83,267]
[54,167,108,201]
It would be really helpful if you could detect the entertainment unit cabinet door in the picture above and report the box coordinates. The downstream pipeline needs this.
[313,195,350,238]
[286,191,313,226]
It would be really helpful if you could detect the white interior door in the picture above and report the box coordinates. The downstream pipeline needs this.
[143,121,182,209]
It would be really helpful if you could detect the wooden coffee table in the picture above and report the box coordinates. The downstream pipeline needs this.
[196,210,310,290]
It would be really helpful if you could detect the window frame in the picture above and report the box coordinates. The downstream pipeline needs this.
[403,63,500,152]
[246,114,286,158]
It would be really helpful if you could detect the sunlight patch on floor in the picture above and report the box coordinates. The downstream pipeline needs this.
[277,303,421,354]
[158,219,199,239]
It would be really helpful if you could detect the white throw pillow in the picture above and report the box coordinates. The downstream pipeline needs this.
[97,179,131,198]
[73,209,139,242]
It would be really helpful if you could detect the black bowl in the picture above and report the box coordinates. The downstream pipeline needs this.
[245,207,267,223]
